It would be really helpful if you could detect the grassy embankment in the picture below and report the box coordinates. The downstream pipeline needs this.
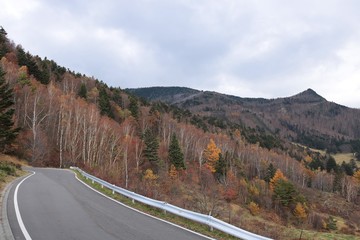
[0,154,27,190]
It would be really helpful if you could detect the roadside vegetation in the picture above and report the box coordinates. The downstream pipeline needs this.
[73,169,238,240]
[74,169,359,240]
[0,154,26,189]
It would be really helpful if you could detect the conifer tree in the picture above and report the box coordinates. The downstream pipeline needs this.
[215,153,227,181]
[264,163,276,183]
[0,26,9,59]
[0,66,18,152]
[143,129,159,166]
[168,134,185,170]
[98,87,113,118]
[128,96,139,119]
[270,169,287,190]
[203,138,221,172]
[78,83,87,99]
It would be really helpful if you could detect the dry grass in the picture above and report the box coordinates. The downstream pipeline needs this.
[0,153,28,166]
[332,153,359,167]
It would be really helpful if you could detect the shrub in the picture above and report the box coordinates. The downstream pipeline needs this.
[0,170,6,182]
[0,162,16,176]
[293,202,307,223]
[249,201,260,216]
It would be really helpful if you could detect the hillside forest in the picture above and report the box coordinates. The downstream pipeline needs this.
[1,27,360,239]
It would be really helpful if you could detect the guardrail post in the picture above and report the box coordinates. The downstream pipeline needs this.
[163,202,167,214]
[208,214,213,231]
[131,192,135,204]
[101,184,104,189]
[112,184,115,194]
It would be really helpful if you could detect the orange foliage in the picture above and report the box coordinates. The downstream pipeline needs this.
[354,170,360,183]
[248,201,260,216]
[223,188,237,203]
[168,164,179,180]
[270,169,287,190]
[293,202,307,221]
[203,138,221,173]
[144,169,158,181]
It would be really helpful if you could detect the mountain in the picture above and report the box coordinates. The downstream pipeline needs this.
[2,27,360,239]
[128,87,360,152]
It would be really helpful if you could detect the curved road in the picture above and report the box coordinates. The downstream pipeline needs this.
[5,168,211,240]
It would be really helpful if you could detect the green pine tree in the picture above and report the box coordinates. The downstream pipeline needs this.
[168,134,185,170]
[143,129,159,166]
[264,163,276,183]
[0,26,9,59]
[273,179,297,206]
[215,152,227,182]
[98,87,113,118]
[128,96,139,119]
[78,83,87,99]
[0,66,19,152]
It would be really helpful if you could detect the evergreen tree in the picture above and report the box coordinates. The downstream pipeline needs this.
[98,87,113,118]
[215,153,227,181]
[112,88,122,106]
[168,134,185,170]
[128,96,139,119]
[264,163,276,183]
[0,26,9,59]
[273,179,297,206]
[16,46,47,84]
[326,156,337,173]
[143,129,159,166]
[0,66,18,152]
[78,83,87,99]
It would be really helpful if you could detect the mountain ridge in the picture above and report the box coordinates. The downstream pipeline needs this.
[128,86,360,152]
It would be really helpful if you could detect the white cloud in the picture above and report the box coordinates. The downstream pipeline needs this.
[0,0,41,20]
[1,0,360,107]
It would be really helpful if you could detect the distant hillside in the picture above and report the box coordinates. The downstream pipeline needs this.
[126,86,200,103]
[129,87,360,153]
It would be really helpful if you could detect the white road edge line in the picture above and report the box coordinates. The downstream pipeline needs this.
[14,171,35,240]
[69,170,215,240]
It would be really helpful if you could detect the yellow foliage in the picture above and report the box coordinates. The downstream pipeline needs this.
[203,139,221,173]
[168,164,179,180]
[354,170,360,183]
[144,169,158,181]
[248,201,260,216]
[270,169,287,190]
[304,155,312,163]
[239,178,247,187]
[248,185,259,196]
[293,202,307,221]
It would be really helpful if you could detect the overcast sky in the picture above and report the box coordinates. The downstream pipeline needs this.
[1,0,360,108]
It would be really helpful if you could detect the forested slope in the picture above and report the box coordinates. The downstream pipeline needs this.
[1,27,360,238]
[129,87,360,153]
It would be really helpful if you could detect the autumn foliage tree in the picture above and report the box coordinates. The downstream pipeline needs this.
[203,138,221,173]
[293,202,307,223]
[270,169,287,190]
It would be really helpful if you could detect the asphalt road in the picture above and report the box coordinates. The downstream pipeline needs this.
[5,168,211,240]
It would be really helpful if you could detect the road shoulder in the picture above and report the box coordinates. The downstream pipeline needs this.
[0,172,31,240]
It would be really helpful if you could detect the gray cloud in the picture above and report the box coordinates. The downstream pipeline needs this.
[1,0,360,107]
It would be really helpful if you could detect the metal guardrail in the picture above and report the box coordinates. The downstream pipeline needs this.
[70,167,272,240]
